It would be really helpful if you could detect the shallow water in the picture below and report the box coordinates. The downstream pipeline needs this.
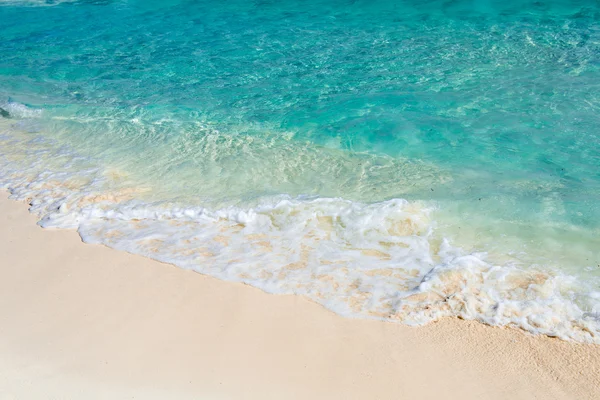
[1,0,600,342]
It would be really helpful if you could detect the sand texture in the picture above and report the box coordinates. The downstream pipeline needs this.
[0,192,599,400]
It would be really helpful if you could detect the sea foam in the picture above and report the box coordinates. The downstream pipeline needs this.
[0,0,76,7]
[1,111,599,343]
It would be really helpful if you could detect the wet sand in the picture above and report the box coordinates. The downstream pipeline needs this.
[1,192,599,399]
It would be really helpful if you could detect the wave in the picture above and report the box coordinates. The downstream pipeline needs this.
[1,105,599,343]
[0,100,43,118]
[0,0,77,6]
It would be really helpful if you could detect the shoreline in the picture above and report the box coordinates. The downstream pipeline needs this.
[1,191,599,399]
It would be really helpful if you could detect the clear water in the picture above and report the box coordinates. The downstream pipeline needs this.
[1,0,600,342]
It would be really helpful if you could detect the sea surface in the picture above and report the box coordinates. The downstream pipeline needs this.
[1,0,600,342]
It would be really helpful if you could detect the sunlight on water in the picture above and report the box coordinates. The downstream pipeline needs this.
[1,0,600,341]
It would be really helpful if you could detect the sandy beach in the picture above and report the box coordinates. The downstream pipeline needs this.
[0,190,598,399]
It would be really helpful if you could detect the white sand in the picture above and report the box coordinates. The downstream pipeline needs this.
[0,192,599,399]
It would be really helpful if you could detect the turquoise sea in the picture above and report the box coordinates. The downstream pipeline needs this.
[1,0,599,342]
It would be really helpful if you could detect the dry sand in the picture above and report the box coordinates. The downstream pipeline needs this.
[0,191,599,400]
